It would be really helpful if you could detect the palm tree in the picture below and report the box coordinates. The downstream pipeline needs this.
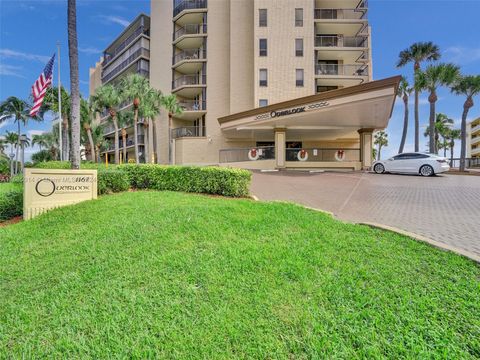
[0,96,40,174]
[374,130,388,160]
[3,131,18,175]
[140,89,163,163]
[397,42,441,152]
[19,134,31,170]
[80,99,96,162]
[451,75,480,171]
[67,0,81,169]
[44,86,71,160]
[446,128,461,166]
[120,73,151,163]
[397,77,412,154]
[91,84,122,164]
[117,110,134,163]
[32,133,49,151]
[423,113,454,155]
[91,124,106,163]
[415,63,459,153]
[159,94,183,164]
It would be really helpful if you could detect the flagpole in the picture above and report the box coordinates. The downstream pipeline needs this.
[57,41,63,161]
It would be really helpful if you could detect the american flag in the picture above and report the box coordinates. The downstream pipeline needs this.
[29,54,55,117]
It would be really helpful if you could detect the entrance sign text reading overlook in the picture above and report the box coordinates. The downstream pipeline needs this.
[24,168,97,220]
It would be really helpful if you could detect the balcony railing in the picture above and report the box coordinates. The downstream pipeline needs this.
[173,0,207,17]
[219,147,275,163]
[104,135,145,152]
[102,48,150,83]
[178,100,206,111]
[316,64,369,77]
[172,49,206,65]
[285,148,360,162]
[315,36,367,48]
[103,26,149,66]
[314,9,366,20]
[449,157,480,168]
[172,74,206,89]
[172,126,205,139]
[471,124,480,134]
[173,24,207,41]
[357,0,368,9]
[471,136,480,145]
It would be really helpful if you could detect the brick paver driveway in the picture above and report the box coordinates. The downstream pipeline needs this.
[251,171,480,256]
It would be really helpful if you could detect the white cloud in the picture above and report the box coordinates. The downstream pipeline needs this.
[0,48,51,63]
[96,15,130,27]
[444,46,480,65]
[0,64,25,78]
[28,130,46,138]
[79,46,101,55]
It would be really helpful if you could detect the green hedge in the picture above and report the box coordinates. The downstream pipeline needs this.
[33,161,111,170]
[118,164,251,197]
[97,169,130,195]
[0,186,23,221]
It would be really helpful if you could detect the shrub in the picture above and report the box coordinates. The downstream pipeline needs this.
[33,161,113,170]
[97,169,130,195]
[31,150,55,164]
[0,186,23,221]
[0,158,10,175]
[118,164,251,197]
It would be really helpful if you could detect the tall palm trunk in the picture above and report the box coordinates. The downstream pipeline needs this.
[15,121,20,174]
[68,0,81,169]
[377,145,382,161]
[62,118,69,160]
[168,113,172,164]
[113,117,120,164]
[428,93,436,153]
[87,128,95,162]
[450,140,455,166]
[459,98,472,172]
[398,94,409,153]
[413,63,420,153]
[143,123,149,164]
[121,128,127,163]
[133,103,140,163]
[148,118,154,163]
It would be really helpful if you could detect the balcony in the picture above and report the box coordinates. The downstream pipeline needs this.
[101,48,150,83]
[471,124,480,134]
[173,0,207,18]
[176,100,206,120]
[314,9,366,20]
[103,135,145,152]
[471,136,480,146]
[103,26,149,66]
[316,64,368,77]
[173,24,207,49]
[315,35,367,48]
[172,126,205,139]
[172,48,206,73]
[172,75,206,97]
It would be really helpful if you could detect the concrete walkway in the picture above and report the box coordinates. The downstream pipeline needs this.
[251,171,480,257]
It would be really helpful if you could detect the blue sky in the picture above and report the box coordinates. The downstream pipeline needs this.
[1,0,479,160]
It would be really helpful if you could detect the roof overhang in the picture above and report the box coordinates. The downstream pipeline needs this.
[218,76,401,134]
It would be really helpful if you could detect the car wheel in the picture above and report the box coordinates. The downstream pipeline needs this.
[419,165,434,177]
[373,163,385,174]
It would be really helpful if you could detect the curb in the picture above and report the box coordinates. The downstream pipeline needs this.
[358,222,480,264]
[251,194,480,264]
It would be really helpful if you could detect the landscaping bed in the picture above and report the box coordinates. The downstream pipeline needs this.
[0,191,479,358]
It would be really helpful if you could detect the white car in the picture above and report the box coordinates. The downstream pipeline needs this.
[373,152,450,176]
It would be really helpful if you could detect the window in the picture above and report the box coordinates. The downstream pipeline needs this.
[295,8,303,27]
[295,38,303,57]
[317,85,338,93]
[259,99,268,107]
[259,39,267,56]
[296,69,304,87]
[259,9,267,27]
[259,69,268,87]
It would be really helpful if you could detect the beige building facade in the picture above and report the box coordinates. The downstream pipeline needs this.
[467,118,480,159]
[91,0,399,170]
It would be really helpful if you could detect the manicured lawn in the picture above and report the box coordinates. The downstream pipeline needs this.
[1,191,479,358]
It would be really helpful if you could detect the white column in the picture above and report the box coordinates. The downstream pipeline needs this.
[275,129,286,169]
[358,129,374,169]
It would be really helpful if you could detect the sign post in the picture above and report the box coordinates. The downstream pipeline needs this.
[23,168,97,220]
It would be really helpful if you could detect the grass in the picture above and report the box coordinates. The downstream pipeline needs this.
[0,191,479,358]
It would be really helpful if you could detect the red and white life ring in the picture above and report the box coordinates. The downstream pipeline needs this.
[297,149,308,161]
[335,150,346,162]
[248,148,260,161]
